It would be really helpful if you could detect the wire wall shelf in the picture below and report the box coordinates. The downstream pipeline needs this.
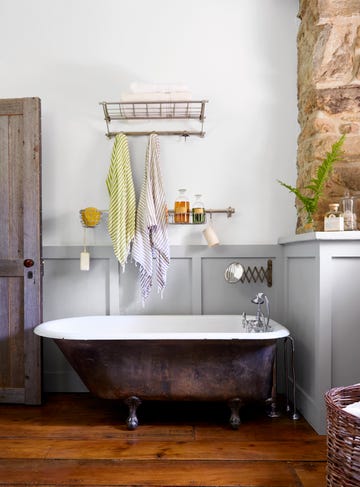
[100,100,208,138]
[167,207,235,224]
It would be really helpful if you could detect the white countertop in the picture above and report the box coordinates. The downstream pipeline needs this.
[278,231,360,245]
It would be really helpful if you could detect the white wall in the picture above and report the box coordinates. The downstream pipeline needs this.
[1,0,299,246]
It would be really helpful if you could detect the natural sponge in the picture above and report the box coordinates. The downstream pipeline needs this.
[80,207,102,227]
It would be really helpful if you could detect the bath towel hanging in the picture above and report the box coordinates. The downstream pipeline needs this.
[106,133,136,270]
[132,133,170,303]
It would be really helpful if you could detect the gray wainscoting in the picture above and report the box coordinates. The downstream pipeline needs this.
[281,234,360,434]
[42,244,283,393]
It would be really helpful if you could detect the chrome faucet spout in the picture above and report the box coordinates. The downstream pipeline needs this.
[242,293,271,332]
[250,292,271,331]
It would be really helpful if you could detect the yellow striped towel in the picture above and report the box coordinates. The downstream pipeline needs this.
[106,133,136,270]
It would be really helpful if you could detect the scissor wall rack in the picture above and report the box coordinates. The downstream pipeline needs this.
[100,100,208,138]
[240,259,273,287]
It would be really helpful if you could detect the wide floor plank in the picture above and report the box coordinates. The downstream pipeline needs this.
[0,459,302,486]
[0,438,326,461]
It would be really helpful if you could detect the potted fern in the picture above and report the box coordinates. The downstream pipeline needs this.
[277,134,345,232]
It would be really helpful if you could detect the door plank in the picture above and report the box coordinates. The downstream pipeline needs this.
[0,116,9,256]
[9,277,24,387]
[0,278,10,387]
[22,98,42,404]
[0,108,25,397]
[8,114,24,258]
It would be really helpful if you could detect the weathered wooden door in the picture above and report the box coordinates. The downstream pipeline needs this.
[0,98,42,404]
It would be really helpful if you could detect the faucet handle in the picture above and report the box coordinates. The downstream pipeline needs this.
[241,312,247,329]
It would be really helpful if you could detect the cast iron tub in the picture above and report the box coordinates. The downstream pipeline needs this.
[34,315,289,429]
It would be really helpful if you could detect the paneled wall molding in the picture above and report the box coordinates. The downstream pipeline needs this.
[280,234,360,434]
[42,245,282,317]
[43,246,119,315]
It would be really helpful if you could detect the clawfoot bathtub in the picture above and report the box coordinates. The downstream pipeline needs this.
[35,315,289,429]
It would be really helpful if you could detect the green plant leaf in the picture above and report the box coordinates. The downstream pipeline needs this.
[277,179,315,216]
[277,134,345,220]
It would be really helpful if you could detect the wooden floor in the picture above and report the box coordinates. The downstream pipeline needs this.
[0,393,327,487]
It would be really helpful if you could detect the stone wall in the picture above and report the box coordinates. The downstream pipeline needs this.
[297,0,360,231]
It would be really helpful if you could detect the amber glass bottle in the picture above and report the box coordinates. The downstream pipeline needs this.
[174,189,190,223]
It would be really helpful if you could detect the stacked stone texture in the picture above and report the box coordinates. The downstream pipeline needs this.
[297,0,360,231]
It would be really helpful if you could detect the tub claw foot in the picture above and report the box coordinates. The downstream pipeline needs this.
[124,396,141,430]
[228,398,242,429]
[267,399,281,418]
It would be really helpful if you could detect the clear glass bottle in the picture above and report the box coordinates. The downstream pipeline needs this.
[341,191,357,231]
[324,203,344,232]
[192,194,206,224]
[174,188,190,223]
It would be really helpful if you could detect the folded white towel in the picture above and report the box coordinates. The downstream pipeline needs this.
[132,134,170,303]
[121,92,192,102]
[130,82,189,94]
[343,401,360,418]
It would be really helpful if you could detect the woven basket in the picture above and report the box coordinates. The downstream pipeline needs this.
[325,385,360,487]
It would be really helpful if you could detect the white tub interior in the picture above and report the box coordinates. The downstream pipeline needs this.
[34,315,289,340]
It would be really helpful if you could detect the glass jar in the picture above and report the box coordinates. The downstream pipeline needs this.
[324,203,344,232]
[192,194,206,224]
[174,188,190,223]
[341,191,357,231]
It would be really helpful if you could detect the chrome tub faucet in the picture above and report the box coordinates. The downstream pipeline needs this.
[242,293,271,332]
